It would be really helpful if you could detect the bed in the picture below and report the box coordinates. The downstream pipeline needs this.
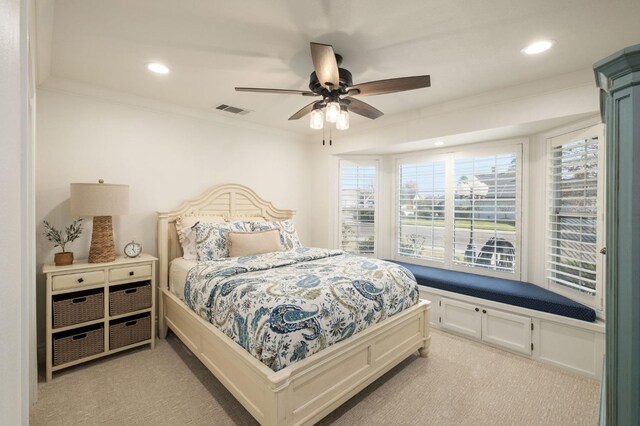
[157,183,431,425]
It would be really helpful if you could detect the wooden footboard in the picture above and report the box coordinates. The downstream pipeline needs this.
[162,290,430,426]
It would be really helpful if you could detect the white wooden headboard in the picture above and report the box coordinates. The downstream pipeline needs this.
[156,183,295,292]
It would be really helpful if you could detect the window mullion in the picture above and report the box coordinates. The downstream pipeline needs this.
[443,154,455,270]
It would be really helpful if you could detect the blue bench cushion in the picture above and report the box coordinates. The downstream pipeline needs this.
[388,261,596,322]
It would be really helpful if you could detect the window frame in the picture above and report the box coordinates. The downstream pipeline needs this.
[545,124,605,311]
[337,158,381,257]
[393,141,524,280]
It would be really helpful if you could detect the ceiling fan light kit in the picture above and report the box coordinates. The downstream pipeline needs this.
[310,106,324,129]
[325,101,341,123]
[336,106,349,130]
[235,42,431,138]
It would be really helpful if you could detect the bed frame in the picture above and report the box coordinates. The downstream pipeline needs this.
[157,183,431,426]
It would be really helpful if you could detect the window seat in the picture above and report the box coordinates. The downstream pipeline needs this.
[389,261,596,322]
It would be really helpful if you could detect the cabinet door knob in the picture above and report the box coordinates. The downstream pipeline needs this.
[129,271,134,276]
[77,277,84,283]
[475,307,479,312]
[482,309,487,314]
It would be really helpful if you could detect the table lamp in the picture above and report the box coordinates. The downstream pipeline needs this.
[70,180,129,263]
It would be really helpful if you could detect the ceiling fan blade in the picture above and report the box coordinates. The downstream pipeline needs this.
[343,97,384,120]
[235,87,318,96]
[310,42,340,89]
[288,101,322,120]
[347,75,431,96]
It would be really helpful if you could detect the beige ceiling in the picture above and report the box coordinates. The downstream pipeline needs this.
[39,0,640,134]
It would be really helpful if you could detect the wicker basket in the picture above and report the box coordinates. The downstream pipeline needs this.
[53,326,104,366]
[53,290,104,329]
[109,282,151,316]
[109,315,151,350]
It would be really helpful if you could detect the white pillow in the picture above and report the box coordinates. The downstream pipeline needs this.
[176,215,225,244]
[180,225,198,260]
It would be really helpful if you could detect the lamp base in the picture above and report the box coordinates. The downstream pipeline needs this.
[89,215,116,263]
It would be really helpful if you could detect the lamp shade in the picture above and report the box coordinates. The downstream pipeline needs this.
[70,182,129,216]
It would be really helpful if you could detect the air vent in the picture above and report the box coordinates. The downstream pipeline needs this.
[214,104,252,115]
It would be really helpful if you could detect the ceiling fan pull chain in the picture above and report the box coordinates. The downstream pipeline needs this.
[322,126,325,146]
[329,127,332,146]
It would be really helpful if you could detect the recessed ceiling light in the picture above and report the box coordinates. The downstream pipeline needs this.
[434,141,445,146]
[521,40,555,55]
[146,62,170,74]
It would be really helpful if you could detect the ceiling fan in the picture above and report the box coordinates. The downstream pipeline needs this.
[235,42,431,131]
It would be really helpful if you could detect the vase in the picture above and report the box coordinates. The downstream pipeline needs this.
[54,252,74,266]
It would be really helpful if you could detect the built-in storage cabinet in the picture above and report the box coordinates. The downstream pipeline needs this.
[439,297,531,355]
[424,288,605,379]
[44,254,157,381]
[481,308,531,355]
[439,298,482,339]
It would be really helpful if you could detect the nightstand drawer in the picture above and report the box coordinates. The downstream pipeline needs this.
[109,313,151,350]
[52,270,105,291]
[109,264,152,282]
[53,289,104,328]
[109,282,152,316]
[53,325,104,366]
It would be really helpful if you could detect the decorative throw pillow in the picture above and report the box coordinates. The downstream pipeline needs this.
[250,219,301,250]
[195,221,249,261]
[228,229,284,257]
[176,215,225,245]
[180,225,198,260]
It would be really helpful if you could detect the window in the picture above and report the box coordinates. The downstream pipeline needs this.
[396,145,521,277]
[339,160,378,255]
[398,160,446,261]
[453,153,517,273]
[547,127,604,307]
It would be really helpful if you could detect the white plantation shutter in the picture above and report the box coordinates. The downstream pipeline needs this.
[547,134,602,298]
[394,146,521,278]
[453,153,518,273]
[398,161,446,261]
[339,160,378,255]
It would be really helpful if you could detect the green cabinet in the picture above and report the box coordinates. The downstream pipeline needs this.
[594,44,640,426]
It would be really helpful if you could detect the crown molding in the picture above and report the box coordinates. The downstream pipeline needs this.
[38,76,310,140]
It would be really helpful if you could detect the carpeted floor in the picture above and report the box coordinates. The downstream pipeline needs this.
[30,329,599,425]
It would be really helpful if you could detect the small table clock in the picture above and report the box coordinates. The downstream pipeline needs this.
[124,240,142,258]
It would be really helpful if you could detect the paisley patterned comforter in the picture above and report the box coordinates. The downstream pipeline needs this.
[183,247,419,371]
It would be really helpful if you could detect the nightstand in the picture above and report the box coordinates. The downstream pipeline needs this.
[43,254,157,381]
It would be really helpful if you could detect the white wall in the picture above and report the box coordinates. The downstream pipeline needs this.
[0,0,31,422]
[35,88,315,348]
